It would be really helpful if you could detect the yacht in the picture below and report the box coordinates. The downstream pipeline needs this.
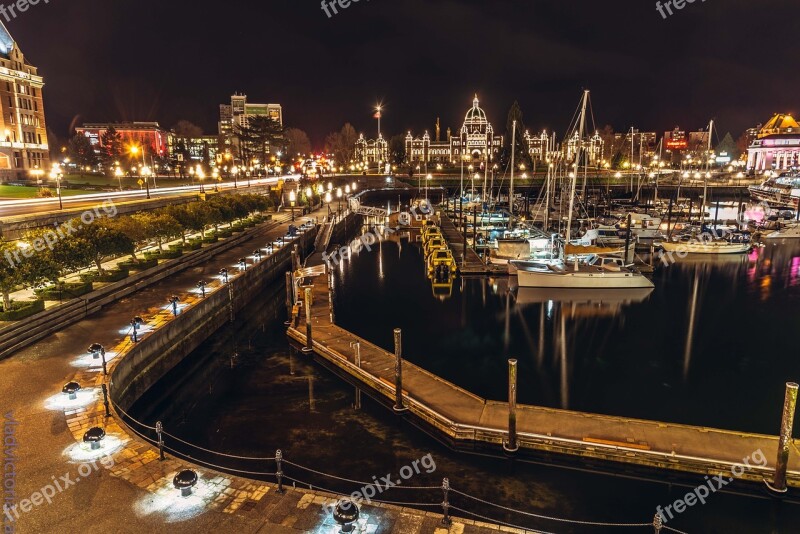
[766,223,800,239]
[661,233,751,254]
[514,254,654,289]
[748,172,800,209]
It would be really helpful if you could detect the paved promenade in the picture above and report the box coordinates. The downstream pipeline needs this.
[0,209,519,534]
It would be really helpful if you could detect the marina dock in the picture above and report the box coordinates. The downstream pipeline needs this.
[288,273,800,489]
[438,212,506,275]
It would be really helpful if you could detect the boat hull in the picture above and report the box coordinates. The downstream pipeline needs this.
[516,266,654,289]
[661,241,750,254]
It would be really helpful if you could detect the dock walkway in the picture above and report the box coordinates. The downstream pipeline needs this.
[438,213,493,275]
[289,274,800,489]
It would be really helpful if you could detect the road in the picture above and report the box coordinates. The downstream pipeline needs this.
[0,176,299,218]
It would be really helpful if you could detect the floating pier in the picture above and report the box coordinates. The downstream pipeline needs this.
[288,272,800,489]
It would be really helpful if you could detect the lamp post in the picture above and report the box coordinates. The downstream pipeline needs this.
[426,173,432,200]
[196,280,207,298]
[336,187,342,217]
[114,166,124,192]
[131,145,150,199]
[49,164,64,210]
[289,190,296,222]
[219,268,229,284]
[325,191,332,220]
[231,165,239,189]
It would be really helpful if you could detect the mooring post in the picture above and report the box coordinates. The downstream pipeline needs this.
[275,449,285,494]
[284,272,293,326]
[293,244,300,271]
[624,214,632,264]
[393,328,407,413]
[302,287,313,353]
[441,478,451,526]
[771,382,798,493]
[351,341,361,368]
[653,513,663,533]
[503,359,519,452]
[156,421,165,461]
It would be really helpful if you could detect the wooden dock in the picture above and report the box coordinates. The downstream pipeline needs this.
[438,212,507,275]
[289,274,800,489]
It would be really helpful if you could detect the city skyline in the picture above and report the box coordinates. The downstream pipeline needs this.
[4,0,797,147]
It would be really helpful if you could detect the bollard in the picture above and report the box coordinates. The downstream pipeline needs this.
[156,421,165,461]
[770,382,798,493]
[101,349,108,376]
[284,272,293,326]
[393,328,407,413]
[503,359,519,452]
[441,478,451,526]
[653,512,663,533]
[101,384,110,418]
[275,449,285,494]
[302,287,313,353]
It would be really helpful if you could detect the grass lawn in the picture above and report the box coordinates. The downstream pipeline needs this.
[62,174,199,189]
[0,185,86,199]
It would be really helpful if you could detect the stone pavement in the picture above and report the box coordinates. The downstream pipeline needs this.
[0,208,523,534]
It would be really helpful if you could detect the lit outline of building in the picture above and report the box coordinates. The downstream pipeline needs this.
[404,95,503,166]
[746,114,800,172]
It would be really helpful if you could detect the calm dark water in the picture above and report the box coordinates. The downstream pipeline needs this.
[131,235,800,533]
[333,237,800,435]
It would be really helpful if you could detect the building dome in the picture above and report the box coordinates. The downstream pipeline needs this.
[759,114,800,138]
[464,95,488,126]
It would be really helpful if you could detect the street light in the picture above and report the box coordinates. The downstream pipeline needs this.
[325,191,333,219]
[49,164,64,210]
[131,146,151,199]
[289,190,296,222]
[114,166,124,192]
[219,268,229,283]
[426,173,432,200]
[231,166,239,189]
[336,187,343,216]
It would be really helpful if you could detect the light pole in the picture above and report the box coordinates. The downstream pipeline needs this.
[115,166,124,192]
[49,164,64,210]
[131,146,150,199]
[336,187,343,217]
[289,190,296,222]
[426,173,432,200]
[231,165,239,189]
[325,191,332,220]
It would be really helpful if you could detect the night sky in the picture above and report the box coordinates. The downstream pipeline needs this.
[7,0,798,148]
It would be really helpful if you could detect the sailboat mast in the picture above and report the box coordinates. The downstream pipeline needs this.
[510,119,516,228]
[701,119,714,226]
[564,90,589,256]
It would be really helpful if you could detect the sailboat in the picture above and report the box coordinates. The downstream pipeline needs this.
[513,90,654,289]
[660,119,751,255]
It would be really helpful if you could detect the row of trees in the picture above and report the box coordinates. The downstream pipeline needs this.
[0,194,272,309]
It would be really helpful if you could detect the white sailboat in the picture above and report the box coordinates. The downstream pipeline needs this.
[765,222,800,239]
[513,90,654,290]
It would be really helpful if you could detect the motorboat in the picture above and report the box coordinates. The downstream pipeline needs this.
[513,254,654,289]
[748,172,800,209]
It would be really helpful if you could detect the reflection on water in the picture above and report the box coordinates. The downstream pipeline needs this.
[131,237,800,533]
[334,237,800,435]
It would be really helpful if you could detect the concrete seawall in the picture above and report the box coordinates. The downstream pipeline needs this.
[110,226,317,411]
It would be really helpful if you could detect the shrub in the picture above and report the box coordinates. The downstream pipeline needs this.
[35,282,93,300]
[184,240,203,251]
[202,235,218,244]
[217,229,233,238]
[159,249,183,259]
[0,299,45,321]
[119,258,159,272]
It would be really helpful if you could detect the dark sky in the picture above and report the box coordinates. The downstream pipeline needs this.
[7,0,798,148]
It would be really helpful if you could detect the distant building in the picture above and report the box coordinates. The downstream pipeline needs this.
[167,135,219,168]
[746,114,800,172]
[218,93,282,160]
[354,133,388,165]
[0,20,49,181]
[564,130,604,166]
[614,130,657,163]
[523,130,558,163]
[77,122,170,160]
[405,96,503,166]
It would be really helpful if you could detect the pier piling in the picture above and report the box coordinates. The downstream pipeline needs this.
[393,328,407,413]
[503,359,519,452]
[284,272,293,326]
[770,382,798,493]
[302,287,313,353]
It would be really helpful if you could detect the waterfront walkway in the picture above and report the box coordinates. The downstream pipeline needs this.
[438,213,489,275]
[288,274,800,490]
[0,208,520,534]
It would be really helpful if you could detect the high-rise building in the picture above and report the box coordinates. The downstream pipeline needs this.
[218,93,282,161]
[0,20,49,181]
